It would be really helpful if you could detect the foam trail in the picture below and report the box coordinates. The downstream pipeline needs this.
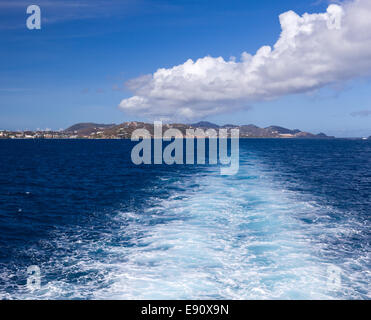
[7,150,368,300]
[83,158,342,299]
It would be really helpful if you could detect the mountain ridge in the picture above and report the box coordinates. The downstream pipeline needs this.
[62,121,335,139]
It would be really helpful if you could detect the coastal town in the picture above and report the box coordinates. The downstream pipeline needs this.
[0,121,333,139]
[0,130,74,140]
[0,121,362,140]
[0,121,368,140]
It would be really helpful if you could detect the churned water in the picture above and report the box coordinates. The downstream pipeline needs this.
[0,139,369,299]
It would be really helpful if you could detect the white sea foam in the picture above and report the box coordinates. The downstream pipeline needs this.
[7,152,369,300]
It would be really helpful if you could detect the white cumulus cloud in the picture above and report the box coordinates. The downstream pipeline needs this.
[119,0,371,120]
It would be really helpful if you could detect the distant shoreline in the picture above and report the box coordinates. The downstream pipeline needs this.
[1,137,369,140]
[0,121,339,140]
[1,121,369,140]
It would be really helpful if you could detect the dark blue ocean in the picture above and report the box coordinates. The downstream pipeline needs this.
[0,139,370,299]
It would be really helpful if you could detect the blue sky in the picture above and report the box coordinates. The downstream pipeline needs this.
[1,0,370,137]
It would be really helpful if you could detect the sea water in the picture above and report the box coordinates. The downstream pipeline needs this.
[0,139,369,299]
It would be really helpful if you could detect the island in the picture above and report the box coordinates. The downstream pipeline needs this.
[0,121,335,139]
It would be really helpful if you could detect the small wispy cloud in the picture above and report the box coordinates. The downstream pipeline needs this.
[0,0,139,28]
[350,110,371,117]
[0,88,31,92]
[0,1,90,9]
